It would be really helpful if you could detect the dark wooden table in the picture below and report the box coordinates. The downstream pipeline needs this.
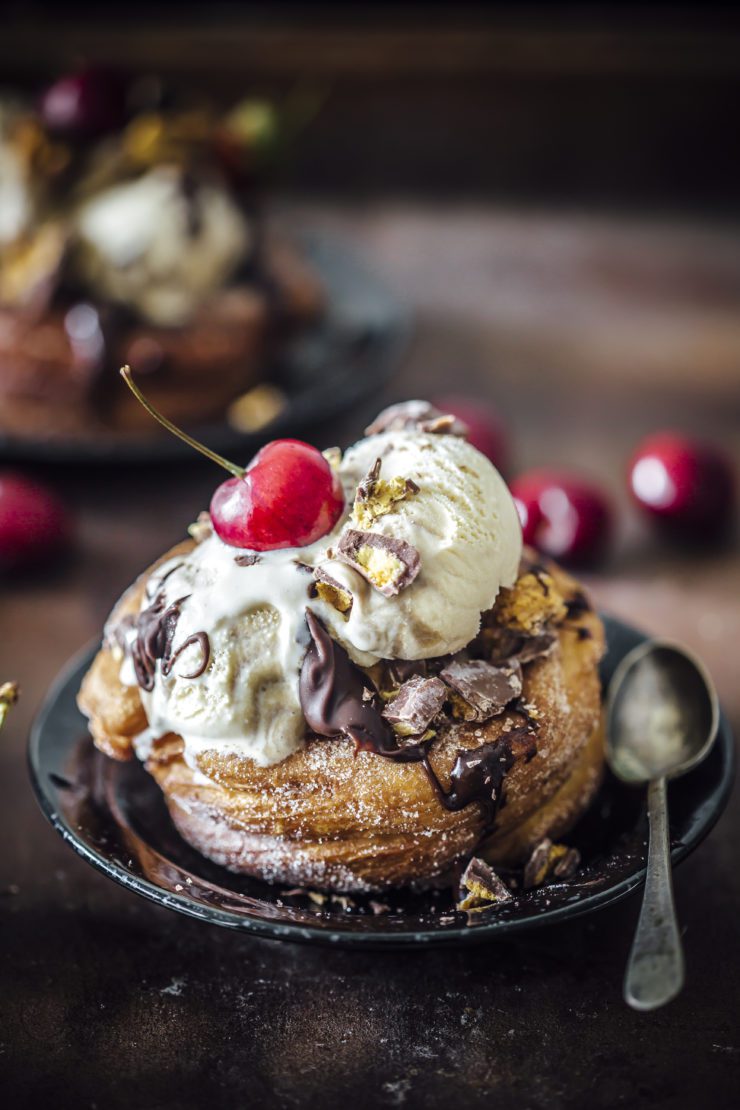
[2,206,738,1109]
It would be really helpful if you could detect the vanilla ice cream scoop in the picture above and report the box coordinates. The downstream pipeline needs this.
[317,430,522,664]
[116,408,522,769]
[74,165,250,326]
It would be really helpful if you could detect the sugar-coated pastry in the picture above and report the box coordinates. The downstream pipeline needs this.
[78,401,605,892]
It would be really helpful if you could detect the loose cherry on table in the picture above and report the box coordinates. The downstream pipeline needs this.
[120,368,344,551]
[39,67,128,138]
[0,473,72,572]
[628,432,735,541]
[510,470,613,565]
[431,394,509,473]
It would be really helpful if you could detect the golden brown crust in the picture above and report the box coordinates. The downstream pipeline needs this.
[79,546,605,891]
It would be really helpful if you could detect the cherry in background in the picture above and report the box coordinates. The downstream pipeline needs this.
[39,67,128,138]
[511,470,613,566]
[0,474,72,572]
[431,394,508,474]
[628,432,735,542]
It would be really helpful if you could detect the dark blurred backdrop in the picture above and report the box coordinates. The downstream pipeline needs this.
[2,3,740,213]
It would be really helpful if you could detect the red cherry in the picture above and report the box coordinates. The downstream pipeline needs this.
[629,432,735,540]
[432,394,508,472]
[120,367,344,551]
[211,440,344,550]
[0,473,72,572]
[510,470,613,565]
[39,67,127,137]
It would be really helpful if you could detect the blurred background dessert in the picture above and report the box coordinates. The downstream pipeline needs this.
[0,68,324,440]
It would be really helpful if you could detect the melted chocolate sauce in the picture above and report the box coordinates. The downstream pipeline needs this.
[127,591,210,692]
[299,611,537,824]
[422,729,534,826]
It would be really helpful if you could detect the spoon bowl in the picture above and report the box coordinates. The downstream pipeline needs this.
[606,640,719,785]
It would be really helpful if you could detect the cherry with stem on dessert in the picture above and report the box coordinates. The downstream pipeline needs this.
[432,394,509,473]
[120,367,345,551]
[510,470,613,565]
[0,472,73,573]
[628,432,735,542]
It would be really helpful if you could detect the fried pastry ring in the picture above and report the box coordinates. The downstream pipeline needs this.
[79,543,605,893]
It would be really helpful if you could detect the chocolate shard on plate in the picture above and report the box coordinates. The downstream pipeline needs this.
[457,856,513,912]
[365,400,468,438]
[234,553,261,567]
[313,565,353,615]
[523,838,581,889]
[352,457,419,530]
[382,674,447,737]
[440,658,523,721]
[335,529,421,597]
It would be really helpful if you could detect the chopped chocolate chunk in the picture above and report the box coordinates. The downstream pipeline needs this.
[234,553,261,567]
[457,856,513,912]
[483,626,558,666]
[494,571,567,634]
[352,457,419,529]
[322,446,342,471]
[523,838,581,889]
[440,659,522,721]
[365,400,468,438]
[336,529,421,597]
[313,566,353,616]
[382,674,447,737]
[293,561,314,575]
[387,659,428,686]
[188,511,212,544]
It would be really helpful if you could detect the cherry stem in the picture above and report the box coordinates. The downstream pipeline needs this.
[120,367,245,478]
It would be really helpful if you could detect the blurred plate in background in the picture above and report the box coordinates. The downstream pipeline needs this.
[0,232,411,464]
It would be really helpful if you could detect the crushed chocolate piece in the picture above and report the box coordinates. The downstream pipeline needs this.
[387,659,428,686]
[336,529,420,597]
[457,856,513,912]
[440,659,523,722]
[352,457,419,529]
[482,625,558,666]
[493,570,568,634]
[365,400,468,438]
[523,838,581,889]
[313,566,353,615]
[293,561,314,575]
[322,446,342,471]
[234,553,261,567]
[382,674,447,737]
[187,511,212,544]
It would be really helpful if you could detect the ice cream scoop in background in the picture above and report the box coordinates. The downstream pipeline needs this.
[114,407,522,769]
[75,165,251,326]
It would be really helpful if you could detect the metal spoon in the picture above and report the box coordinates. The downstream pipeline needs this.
[606,640,719,1011]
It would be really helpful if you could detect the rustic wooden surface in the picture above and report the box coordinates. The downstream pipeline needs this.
[1,205,738,1109]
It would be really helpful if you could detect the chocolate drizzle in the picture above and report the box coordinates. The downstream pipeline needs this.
[126,590,210,692]
[423,728,536,827]
[299,611,536,826]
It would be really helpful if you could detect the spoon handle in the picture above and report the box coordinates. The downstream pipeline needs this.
[624,777,684,1011]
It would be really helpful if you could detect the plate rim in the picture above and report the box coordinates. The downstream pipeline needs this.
[27,618,736,947]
